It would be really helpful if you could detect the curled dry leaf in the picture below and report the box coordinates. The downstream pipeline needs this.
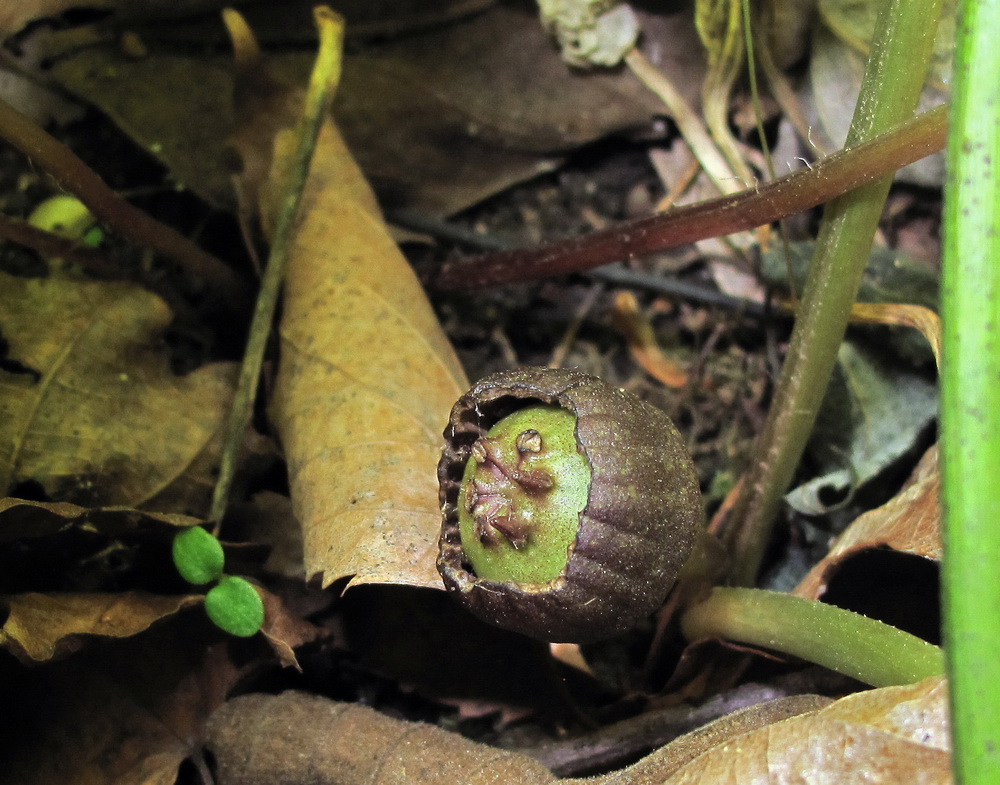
[611,291,689,388]
[41,4,701,216]
[257,584,325,671]
[205,677,950,784]
[0,498,211,661]
[4,622,245,785]
[266,120,467,589]
[0,591,201,663]
[659,676,949,784]
[0,273,236,510]
[795,444,941,600]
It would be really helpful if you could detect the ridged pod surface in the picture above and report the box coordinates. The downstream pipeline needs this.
[437,367,703,642]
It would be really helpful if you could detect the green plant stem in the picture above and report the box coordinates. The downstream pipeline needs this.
[941,0,1000,781]
[434,105,946,290]
[681,587,945,688]
[0,96,251,317]
[209,7,345,525]
[723,0,945,586]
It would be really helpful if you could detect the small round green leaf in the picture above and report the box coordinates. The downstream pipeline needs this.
[204,576,265,637]
[172,526,225,585]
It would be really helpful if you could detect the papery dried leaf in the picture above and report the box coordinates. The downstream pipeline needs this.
[205,678,950,785]
[2,0,496,42]
[611,291,688,388]
[0,496,200,542]
[267,121,466,589]
[0,591,201,662]
[795,444,940,600]
[3,622,244,785]
[658,676,949,784]
[43,4,703,216]
[0,273,236,510]
[0,498,220,661]
[0,497,209,606]
[258,584,325,670]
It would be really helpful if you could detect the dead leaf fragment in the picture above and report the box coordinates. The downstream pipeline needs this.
[43,4,704,215]
[3,622,243,785]
[267,118,467,589]
[0,273,236,510]
[796,444,941,600]
[660,676,950,784]
[0,591,201,662]
[611,290,689,388]
[205,677,951,784]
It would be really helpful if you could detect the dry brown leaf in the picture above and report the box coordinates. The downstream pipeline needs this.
[205,677,950,784]
[2,0,495,42]
[0,496,201,543]
[258,584,326,670]
[611,290,689,388]
[658,676,949,784]
[849,301,942,368]
[266,118,467,588]
[795,444,941,600]
[3,621,244,785]
[42,4,703,216]
[0,591,201,663]
[0,273,236,510]
[0,498,217,661]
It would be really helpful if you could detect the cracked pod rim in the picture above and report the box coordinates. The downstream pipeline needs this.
[437,367,703,643]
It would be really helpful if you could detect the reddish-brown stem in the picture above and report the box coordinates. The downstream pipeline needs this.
[435,104,947,290]
[0,213,124,277]
[0,96,252,315]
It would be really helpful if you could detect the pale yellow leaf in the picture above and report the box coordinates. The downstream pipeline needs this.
[271,123,467,590]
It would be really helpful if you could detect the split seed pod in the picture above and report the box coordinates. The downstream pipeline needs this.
[437,367,703,643]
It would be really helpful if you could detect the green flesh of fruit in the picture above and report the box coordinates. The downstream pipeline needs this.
[458,404,591,584]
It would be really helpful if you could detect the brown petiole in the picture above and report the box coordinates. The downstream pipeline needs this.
[434,104,947,290]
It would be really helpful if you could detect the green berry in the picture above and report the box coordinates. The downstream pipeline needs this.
[172,526,225,585]
[204,576,265,637]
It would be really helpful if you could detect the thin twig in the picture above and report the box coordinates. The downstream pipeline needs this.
[434,104,947,290]
[208,7,345,525]
[0,213,126,278]
[0,96,252,316]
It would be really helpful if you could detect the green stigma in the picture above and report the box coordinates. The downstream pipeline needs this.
[457,404,591,584]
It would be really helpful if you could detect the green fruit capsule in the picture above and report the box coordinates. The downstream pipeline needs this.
[457,404,590,584]
[437,367,704,643]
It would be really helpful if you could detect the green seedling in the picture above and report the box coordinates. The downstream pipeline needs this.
[172,526,225,585]
[205,576,266,638]
[172,527,264,638]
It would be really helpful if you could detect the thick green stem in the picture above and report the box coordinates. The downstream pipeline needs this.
[724,0,945,586]
[941,0,1000,781]
[681,587,944,688]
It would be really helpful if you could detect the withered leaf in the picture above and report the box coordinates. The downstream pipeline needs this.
[0,498,211,661]
[43,4,703,216]
[0,273,236,510]
[657,676,949,784]
[268,121,467,589]
[795,444,940,600]
[4,621,244,785]
[205,677,951,784]
[0,591,201,662]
